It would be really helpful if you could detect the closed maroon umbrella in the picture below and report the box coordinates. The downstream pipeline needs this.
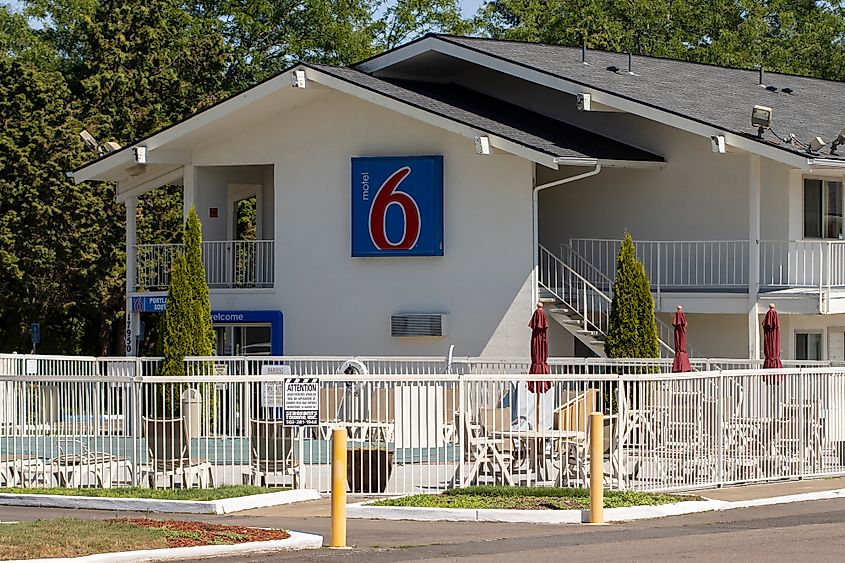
[528,303,551,393]
[763,304,783,369]
[528,303,551,432]
[672,305,692,373]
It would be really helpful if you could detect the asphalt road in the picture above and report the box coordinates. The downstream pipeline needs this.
[5,497,845,562]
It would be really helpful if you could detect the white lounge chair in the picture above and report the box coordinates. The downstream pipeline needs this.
[141,417,214,488]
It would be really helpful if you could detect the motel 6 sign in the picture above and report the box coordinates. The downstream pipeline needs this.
[351,156,444,257]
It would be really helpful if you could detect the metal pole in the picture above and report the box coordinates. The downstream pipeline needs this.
[589,411,604,524]
[330,428,348,548]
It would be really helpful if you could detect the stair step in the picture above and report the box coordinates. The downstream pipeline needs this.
[577,330,599,336]
[590,340,605,346]
[549,309,574,317]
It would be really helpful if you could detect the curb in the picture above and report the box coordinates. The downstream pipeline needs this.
[10,530,322,563]
[347,487,845,524]
[0,489,321,515]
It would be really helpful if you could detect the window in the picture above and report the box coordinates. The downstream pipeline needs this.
[795,332,822,361]
[804,178,844,239]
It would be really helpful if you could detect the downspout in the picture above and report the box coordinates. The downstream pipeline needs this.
[532,164,603,305]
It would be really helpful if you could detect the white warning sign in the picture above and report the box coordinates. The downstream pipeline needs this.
[283,378,320,427]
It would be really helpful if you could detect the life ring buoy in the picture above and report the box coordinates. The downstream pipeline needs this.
[337,358,368,376]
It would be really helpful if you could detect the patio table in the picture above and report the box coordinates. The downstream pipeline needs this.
[491,429,585,484]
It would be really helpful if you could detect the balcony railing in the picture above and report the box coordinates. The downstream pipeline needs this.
[569,238,845,292]
[134,240,274,291]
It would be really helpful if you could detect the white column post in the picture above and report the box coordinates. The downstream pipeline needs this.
[748,155,762,360]
[183,164,196,221]
[125,196,139,356]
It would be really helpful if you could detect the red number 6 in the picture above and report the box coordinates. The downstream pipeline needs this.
[369,167,421,250]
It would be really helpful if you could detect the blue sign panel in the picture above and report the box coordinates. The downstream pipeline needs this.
[132,296,167,313]
[351,156,444,257]
[30,323,40,345]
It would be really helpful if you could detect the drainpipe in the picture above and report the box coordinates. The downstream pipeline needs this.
[532,164,603,305]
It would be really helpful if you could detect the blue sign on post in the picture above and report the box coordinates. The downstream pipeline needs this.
[30,323,40,345]
[351,156,444,257]
[132,296,167,313]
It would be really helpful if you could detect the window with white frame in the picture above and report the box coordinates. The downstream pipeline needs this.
[795,331,823,361]
[804,178,844,239]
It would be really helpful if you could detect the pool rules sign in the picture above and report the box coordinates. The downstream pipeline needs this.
[283,378,320,427]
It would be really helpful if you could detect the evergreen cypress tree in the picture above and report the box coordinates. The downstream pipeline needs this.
[184,208,214,357]
[160,253,192,410]
[605,233,659,358]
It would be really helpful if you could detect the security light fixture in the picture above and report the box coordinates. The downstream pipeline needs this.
[132,146,147,164]
[830,128,845,156]
[752,105,772,137]
[711,135,726,154]
[291,70,306,88]
[577,93,591,111]
[809,136,826,154]
[79,130,99,152]
[102,141,122,153]
[474,135,490,155]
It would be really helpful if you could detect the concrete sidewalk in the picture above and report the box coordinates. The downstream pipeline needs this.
[3,478,845,551]
[697,476,845,501]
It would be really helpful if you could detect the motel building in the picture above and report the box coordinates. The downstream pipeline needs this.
[73,35,845,363]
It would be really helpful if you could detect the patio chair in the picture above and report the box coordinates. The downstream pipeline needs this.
[360,387,395,443]
[775,402,823,474]
[458,406,515,486]
[318,386,345,439]
[0,454,49,487]
[51,440,133,488]
[248,419,300,487]
[552,389,613,486]
[141,416,214,489]
[442,387,459,443]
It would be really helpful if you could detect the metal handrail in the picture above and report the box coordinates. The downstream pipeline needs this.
[539,244,676,357]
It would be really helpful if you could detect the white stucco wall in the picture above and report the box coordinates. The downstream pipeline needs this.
[191,90,535,357]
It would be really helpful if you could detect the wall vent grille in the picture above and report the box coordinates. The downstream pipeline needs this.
[390,314,447,338]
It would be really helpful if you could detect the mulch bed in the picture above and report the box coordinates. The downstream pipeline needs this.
[113,518,289,548]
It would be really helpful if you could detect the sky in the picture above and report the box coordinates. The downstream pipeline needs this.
[460,0,486,17]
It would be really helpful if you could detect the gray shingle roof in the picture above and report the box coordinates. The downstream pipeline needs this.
[312,64,663,163]
[437,35,845,161]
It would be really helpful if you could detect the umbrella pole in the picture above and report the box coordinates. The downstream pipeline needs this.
[535,391,541,485]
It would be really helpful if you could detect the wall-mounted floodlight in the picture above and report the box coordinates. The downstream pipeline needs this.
[809,136,826,154]
[474,135,491,155]
[577,93,591,111]
[132,146,147,164]
[79,130,99,152]
[710,135,726,154]
[830,128,845,155]
[752,105,772,138]
[291,70,306,88]
[102,141,122,153]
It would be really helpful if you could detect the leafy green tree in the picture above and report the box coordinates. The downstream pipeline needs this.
[0,55,124,354]
[604,233,658,358]
[184,208,214,357]
[478,0,845,81]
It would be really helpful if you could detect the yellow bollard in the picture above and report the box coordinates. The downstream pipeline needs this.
[589,411,604,524]
[330,427,347,548]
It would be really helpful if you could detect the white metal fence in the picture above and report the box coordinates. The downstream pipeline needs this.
[135,240,274,291]
[2,354,843,495]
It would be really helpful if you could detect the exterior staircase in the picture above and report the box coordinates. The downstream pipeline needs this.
[538,244,699,358]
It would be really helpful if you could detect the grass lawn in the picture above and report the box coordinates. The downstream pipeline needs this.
[0,518,288,560]
[0,485,284,501]
[371,486,698,510]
